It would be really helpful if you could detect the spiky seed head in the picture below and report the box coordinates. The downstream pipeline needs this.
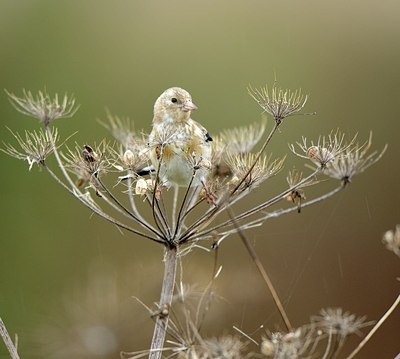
[1,127,58,170]
[6,89,79,126]
[312,308,368,338]
[248,84,308,124]
[324,132,387,184]
[290,130,356,168]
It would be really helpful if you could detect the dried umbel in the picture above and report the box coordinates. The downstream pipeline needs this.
[2,86,387,358]
[312,308,368,338]
[63,141,112,188]
[6,89,78,126]
[289,130,356,168]
[1,127,59,170]
[324,132,387,184]
[248,84,308,124]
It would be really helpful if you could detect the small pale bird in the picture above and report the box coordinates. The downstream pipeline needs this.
[148,87,212,188]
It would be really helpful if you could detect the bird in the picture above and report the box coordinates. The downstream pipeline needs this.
[148,87,213,189]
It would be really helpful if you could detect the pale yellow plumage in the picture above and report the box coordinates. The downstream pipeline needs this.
[148,87,212,187]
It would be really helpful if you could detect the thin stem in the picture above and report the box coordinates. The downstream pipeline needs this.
[187,168,322,242]
[346,294,400,359]
[171,186,179,234]
[157,192,172,238]
[229,183,346,233]
[0,318,20,359]
[151,152,171,239]
[173,172,196,240]
[191,184,345,244]
[46,125,82,195]
[178,122,281,243]
[149,246,178,359]
[44,165,164,244]
[96,177,163,239]
[144,192,169,240]
[226,168,321,226]
[322,330,333,359]
[179,198,205,228]
[226,207,292,332]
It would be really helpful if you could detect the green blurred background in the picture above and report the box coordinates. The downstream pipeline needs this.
[1,0,399,358]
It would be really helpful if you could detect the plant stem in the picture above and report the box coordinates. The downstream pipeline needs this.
[226,208,292,332]
[149,246,178,359]
[0,318,20,359]
[346,294,400,359]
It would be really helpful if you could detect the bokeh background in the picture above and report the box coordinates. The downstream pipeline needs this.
[1,0,399,358]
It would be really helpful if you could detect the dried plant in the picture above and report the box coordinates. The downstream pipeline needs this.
[2,85,390,359]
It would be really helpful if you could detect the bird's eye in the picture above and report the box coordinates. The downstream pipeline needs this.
[171,98,178,103]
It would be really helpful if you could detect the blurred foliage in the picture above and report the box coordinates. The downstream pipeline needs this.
[0,0,399,358]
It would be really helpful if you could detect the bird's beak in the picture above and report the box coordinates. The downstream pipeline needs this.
[182,101,198,112]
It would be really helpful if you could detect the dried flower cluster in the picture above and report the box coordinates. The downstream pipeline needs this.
[6,89,78,126]
[260,307,369,359]
[2,85,387,358]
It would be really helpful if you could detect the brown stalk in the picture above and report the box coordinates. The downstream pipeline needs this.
[226,207,292,332]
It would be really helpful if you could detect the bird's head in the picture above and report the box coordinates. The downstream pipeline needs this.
[153,87,198,124]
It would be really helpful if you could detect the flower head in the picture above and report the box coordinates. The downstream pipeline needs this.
[226,153,284,191]
[2,127,58,170]
[248,85,307,124]
[6,89,79,126]
[218,121,267,155]
[63,141,111,187]
[100,111,148,151]
[312,308,367,338]
[324,132,387,184]
[290,130,356,168]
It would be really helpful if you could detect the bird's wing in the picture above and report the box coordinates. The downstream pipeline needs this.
[189,119,213,142]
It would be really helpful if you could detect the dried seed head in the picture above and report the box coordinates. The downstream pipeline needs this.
[290,130,356,168]
[324,132,387,184]
[6,89,79,126]
[218,121,267,155]
[100,111,147,152]
[312,308,368,338]
[226,153,284,190]
[63,141,111,186]
[248,84,308,124]
[2,127,58,170]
